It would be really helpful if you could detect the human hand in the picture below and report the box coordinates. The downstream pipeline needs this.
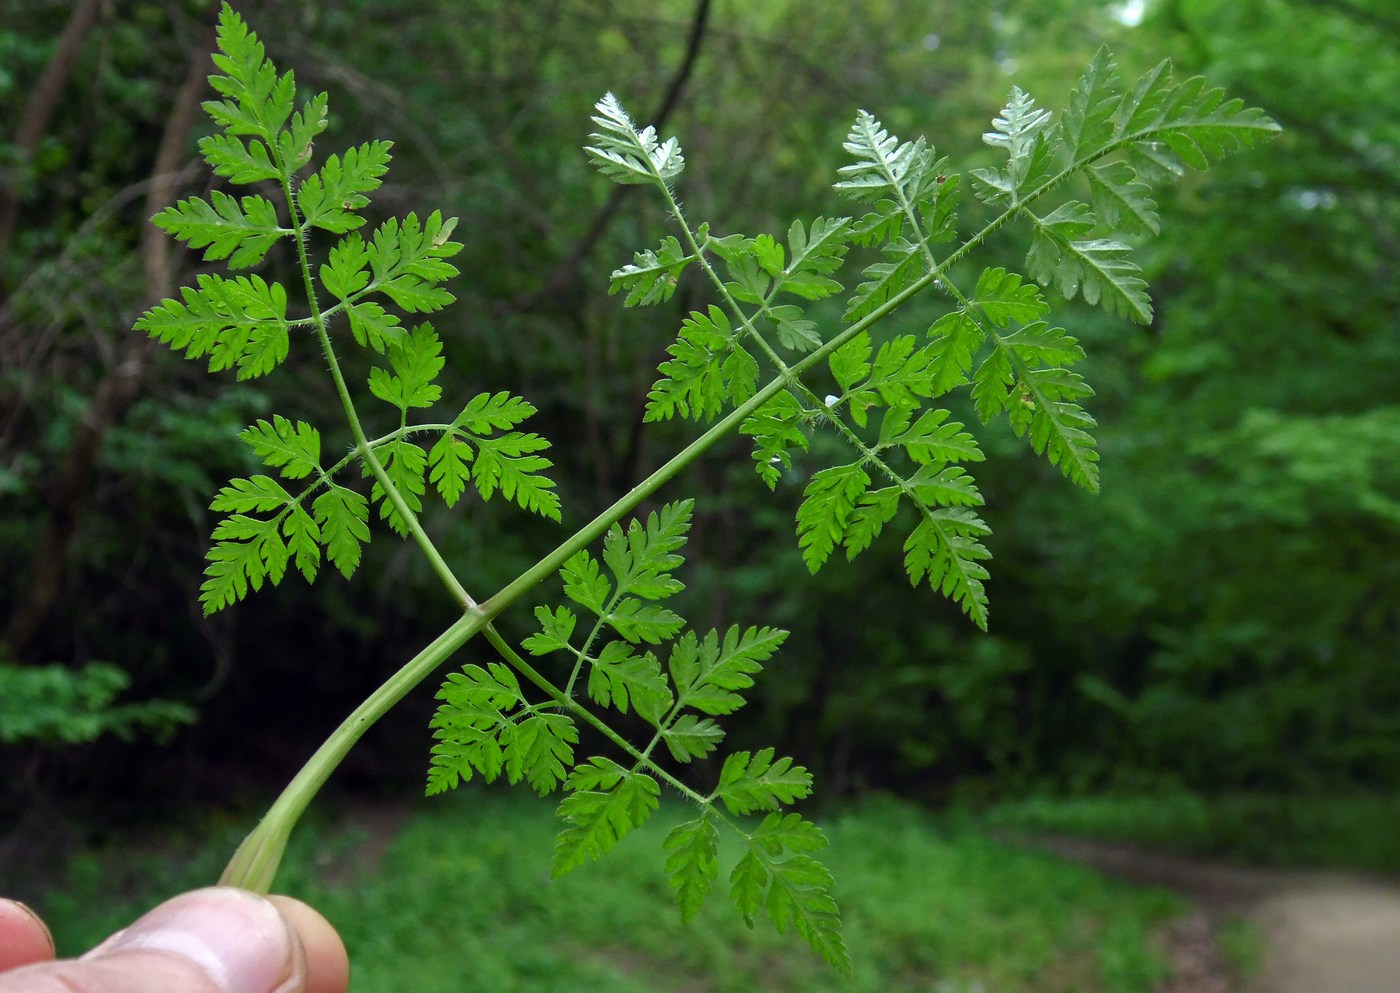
[0,887,348,993]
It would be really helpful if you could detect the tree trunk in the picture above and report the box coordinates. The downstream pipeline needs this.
[3,28,214,655]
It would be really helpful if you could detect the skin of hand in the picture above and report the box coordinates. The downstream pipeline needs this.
[0,888,349,993]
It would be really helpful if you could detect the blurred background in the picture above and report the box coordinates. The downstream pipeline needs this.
[2,1,1397,990]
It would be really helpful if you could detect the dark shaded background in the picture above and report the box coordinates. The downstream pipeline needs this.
[2,0,1396,856]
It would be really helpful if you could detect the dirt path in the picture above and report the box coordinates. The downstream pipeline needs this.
[1026,837,1400,993]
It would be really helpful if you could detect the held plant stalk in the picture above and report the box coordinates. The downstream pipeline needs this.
[139,5,1277,973]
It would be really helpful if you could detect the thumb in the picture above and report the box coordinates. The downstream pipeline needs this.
[0,887,346,993]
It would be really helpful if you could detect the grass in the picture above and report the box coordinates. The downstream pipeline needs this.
[1215,916,1264,982]
[981,790,1400,872]
[38,790,1183,992]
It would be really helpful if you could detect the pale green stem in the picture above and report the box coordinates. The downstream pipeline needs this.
[220,606,492,890]
[220,154,1060,890]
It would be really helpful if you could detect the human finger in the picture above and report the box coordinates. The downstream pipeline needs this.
[266,896,348,993]
[0,898,56,971]
[0,886,307,993]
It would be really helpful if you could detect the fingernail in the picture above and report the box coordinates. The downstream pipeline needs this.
[88,887,301,993]
[1,898,55,959]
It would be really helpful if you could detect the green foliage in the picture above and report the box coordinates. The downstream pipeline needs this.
[984,792,1400,873]
[0,660,193,746]
[138,5,556,614]
[426,661,578,797]
[130,4,1273,975]
[40,793,1183,993]
[432,502,846,968]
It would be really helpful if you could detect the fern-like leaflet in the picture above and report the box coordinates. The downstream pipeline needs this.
[600,47,1274,630]
[430,500,850,971]
[137,5,557,613]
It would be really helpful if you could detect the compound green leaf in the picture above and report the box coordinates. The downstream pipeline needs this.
[729,850,768,926]
[426,663,525,794]
[425,733,496,796]
[1086,161,1160,235]
[560,550,611,616]
[903,509,992,630]
[971,346,1016,423]
[828,332,871,394]
[153,191,287,269]
[1002,321,1086,368]
[368,439,427,534]
[669,626,784,717]
[605,599,685,645]
[602,501,691,601]
[282,505,321,582]
[452,391,538,434]
[886,409,985,467]
[907,464,983,509]
[835,111,942,211]
[764,304,822,353]
[925,310,984,396]
[312,483,370,579]
[427,433,472,507]
[1059,47,1123,162]
[136,273,290,378]
[741,391,810,489]
[765,854,850,976]
[198,133,279,184]
[713,748,813,815]
[992,322,1100,491]
[1117,60,1280,164]
[552,759,659,876]
[470,432,560,520]
[366,212,462,313]
[200,533,271,613]
[585,93,684,189]
[843,484,900,559]
[773,216,850,301]
[722,253,772,305]
[587,642,671,717]
[663,814,719,922]
[521,605,578,656]
[279,91,328,172]
[238,415,321,479]
[320,235,371,301]
[972,86,1055,204]
[298,140,393,233]
[200,513,289,613]
[610,234,693,307]
[796,463,870,572]
[211,474,293,514]
[843,241,926,322]
[346,301,404,353]
[205,4,294,141]
[848,334,940,422]
[504,712,578,795]
[662,714,725,762]
[436,662,524,714]
[646,306,750,421]
[751,812,829,856]
[971,267,1050,328]
[1026,203,1153,323]
[368,323,445,413]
